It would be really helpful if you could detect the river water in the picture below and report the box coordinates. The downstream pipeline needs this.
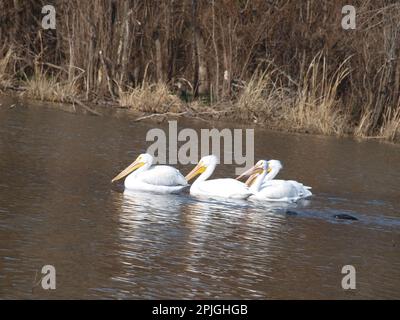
[0,103,399,299]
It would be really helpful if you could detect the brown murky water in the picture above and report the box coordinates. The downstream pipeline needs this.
[0,103,399,299]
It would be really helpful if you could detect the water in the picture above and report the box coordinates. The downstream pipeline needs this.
[0,103,399,299]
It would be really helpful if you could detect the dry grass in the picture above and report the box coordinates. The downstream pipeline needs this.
[379,107,400,141]
[354,109,374,138]
[0,48,14,90]
[9,52,400,142]
[355,108,400,142]
[236,67,293,124]
[291,54,351,135]
[236,54,351,135]
[118,82,184,113]
[21,68,78,103]
[355,105,400,142]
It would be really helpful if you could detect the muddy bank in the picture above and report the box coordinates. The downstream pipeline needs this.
[0,93,235,127]
[1,91,399,145]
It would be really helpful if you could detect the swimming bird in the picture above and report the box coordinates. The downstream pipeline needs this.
[185,155,253,199]
[237,159,312,202]
[111,153,188,194]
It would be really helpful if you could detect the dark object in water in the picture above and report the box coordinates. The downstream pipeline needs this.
[333,213,358,221]
[285,210,298,216]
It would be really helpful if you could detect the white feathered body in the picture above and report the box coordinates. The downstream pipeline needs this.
[125,165,188,194]
[250,179,312,202]
[190,178,253,199]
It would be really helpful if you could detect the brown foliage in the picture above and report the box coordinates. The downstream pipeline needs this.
[0,0,399,140]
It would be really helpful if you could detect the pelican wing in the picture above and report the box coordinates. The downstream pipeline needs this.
[193,178,252,199]
[137,165,188,186]
[286,180,312,196]
[258,180,312,201]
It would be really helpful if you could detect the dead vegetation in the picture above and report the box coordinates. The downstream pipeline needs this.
[118,82,184,113]
[0,0,399,141]
[236,54,351,135]
[22,69,78,103]
[0,48,14,91]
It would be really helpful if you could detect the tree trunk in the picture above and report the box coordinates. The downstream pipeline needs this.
[196,29,208,97]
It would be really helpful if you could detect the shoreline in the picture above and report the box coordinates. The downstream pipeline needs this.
[1,89,398,146]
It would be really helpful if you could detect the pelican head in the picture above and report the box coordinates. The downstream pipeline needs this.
[111,153,153,183]
[185,155,218,182]
[268,159,283,171]
[236,160,268,186]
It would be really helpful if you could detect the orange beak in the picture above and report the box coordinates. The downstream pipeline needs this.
[185,162,206,182]
[111,158,145,183]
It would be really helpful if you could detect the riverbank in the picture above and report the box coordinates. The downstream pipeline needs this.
[1,2,400,142]
[1,75,399,144]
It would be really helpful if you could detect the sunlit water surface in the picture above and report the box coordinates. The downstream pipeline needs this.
[0,104,399,299]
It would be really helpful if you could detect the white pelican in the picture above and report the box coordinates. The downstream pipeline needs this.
[185,155,253,199]
[237,159,312,202]
[111,153,188,194]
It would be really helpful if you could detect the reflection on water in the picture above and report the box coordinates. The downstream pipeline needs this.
[0,104,400,299]
[114,191,287,299]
